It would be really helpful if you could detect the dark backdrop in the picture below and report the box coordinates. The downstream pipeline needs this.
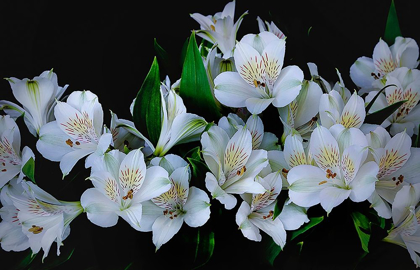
[1,1,420,269]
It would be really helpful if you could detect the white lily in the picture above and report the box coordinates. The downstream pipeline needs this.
[138,154,211,251]
[0,178,30,252]
[368,130,419,218]
[36,90,113,178]
[217,113,280,151]
[214,31,304,115]
[236,171,286,248]
[256,16,285,40]
[201,124,268,210]
[365,67,420,136]
[278,79,323,143]
[383,183,420,268]
[81,149,171,231]
[6,180,83,261]
[0,115,35,188]
[190,0,248,59]
[350,37,419,94]
[1,69,69,137]
[122,77,208,157]
[288,125,379,214]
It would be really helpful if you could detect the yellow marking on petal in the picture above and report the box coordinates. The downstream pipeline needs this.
[340,111,362,128]
[375,57,397,76]
[378,149,408,179]
[341,154,355,183]
[314,145,340,170]
[210,25,215,31]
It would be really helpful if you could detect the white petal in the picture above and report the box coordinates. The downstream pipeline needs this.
[245,97,274,114]
[134,166,170,203]
[205,172,237,210]
[319,186,351,214]
[293,80,323,127]
[278,201,309,230]
[118,203,143,231]
[349,161,379,202]
[251,213,287,248]
[309,125,340,172]
[214,71,260,109]
[184,187,211,227]
[246,114,264,149]
[80,188,119,228]
[339,91,366,128]
[60,148,93,177]
[36,121,72,161]
[349,56,375,89]
[368,191,392,219]
[288,165,329,207]
[236,201,262,242]
[234,42,266,87]
[272,65,304,108]
[373,39,397,76]
[152,214,184,251]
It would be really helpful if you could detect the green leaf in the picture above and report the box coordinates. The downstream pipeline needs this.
[364,84,395,113]
[261,237,282,266]
[273,200,283,220]
[154,38,171,74]
[132,57,162,146]
[364,99,407,125]
[180,31,222,123]
[22,157,36,183]
[290,216,324,241]
[384,0,402,46]
[30,247,75,270]
[192,229,215,270]
[351,211,371,253]
[415,124,420,147]
[10,250,37,270]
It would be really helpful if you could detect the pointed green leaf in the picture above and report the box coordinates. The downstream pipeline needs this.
[192,229,215,270]
[365,84,396,113]
[154,38,171,74]
[261,237,282,266]
[364,99,407,125]
[384,0,402,46]
[11,250,37,270]
[22,157,36,183]
[290,216,324,241]
[351,211,371,253]
[273,199,283,220]
[133,57,162,146]
[180,31,222,122]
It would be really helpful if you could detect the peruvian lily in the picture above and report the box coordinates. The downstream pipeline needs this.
[214,31,304,115]
[1,69,69,137]
[0,178,30,252]
[368,130,420,218]
[350,37,419,94]
[190,0,247,59]
[6,180,83,261]
[201,124,268,210]
[217,113,280,151]
[383,183,420,268]
[278,79,323,143]
[36,90,114,178]
[81,149,171,231]
[319,90,366,131]
[138,154,211,251]
[122,77,208,157]
[0,115,35,188]
[288,125,379,214]
[365,67,420,136]
[236,171,308,248]
[256,16,285,40]
[307,62,352,103]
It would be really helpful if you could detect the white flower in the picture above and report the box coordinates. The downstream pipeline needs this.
[138,154,211,251]
[1,69,69,137]
[0,178,30,252]
[81,149,171,231]
[288,125,379,214]
[256,16,285,39]
[368,130,418,218]
[365,67,420,136]
[236,171,308,248]
[6,180,83,261]
[0,115,35,188]
[36,90,113,177]
[214,31,304,115]
[383,183,420,268]
[190,0,247,59]
[123,77,208,157]
[201,124,268,210]
[350,37,419,94]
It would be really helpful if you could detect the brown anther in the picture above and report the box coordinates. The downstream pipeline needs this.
[28,225,43,234]
[236,166,247,176]
[1,169,6,172]
[122,189,134,200]
[319,180,328,185]
[311,116,318,122]
[75,141,80,145]
[65,139,73,147]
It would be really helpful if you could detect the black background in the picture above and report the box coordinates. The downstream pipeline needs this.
[1,0,420,269]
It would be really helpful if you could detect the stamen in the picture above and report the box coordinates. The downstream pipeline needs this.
[28,225,43,234]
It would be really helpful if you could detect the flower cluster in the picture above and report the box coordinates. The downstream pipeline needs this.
[1,1,420,268]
